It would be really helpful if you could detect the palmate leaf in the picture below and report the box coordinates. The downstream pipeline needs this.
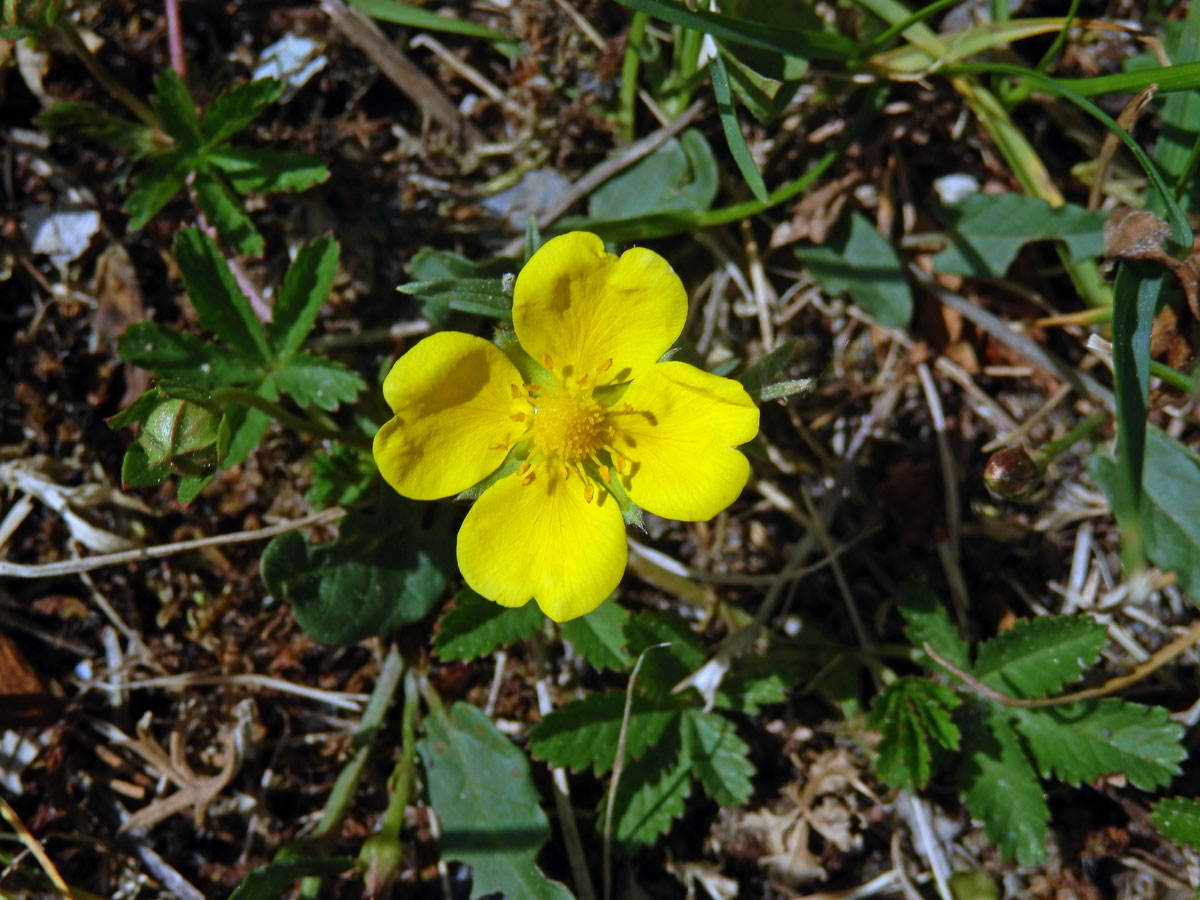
[37,102,153,152]
[559,596,632,670]
[607,725,693,845]
[433,589,544,662]
[1151,797,1200,851]
[973,615,1108,699]
[528,692,682,775]
[206,147,330,194]
[274,353,365,411]
[419,703,573,900]
[957,700,1049,867]
[623,610,706,694]
[173,227,271,361]
[1010,699,1184,790]
[126,148,192,230]
[193,168,264,257]
[867,677,961,790]
[117,322,262,386]
[267,235,339,358]
[150,69,202,148]
[201,79,285,146]
[898,581,971,672]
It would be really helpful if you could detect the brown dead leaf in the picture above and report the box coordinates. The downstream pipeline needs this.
[0,631,64,728]
[1104,207,1200,319]
[770,174,862,248]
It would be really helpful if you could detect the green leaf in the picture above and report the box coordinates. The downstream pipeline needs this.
[1151,797,1200,851]
[397,278,513,320]
[737,339,796,396]
[1010,699,1184,791]
[608,724,693,845]
[173,227,271,361]
[973,615,1108,699]
[267,235,339,357]
[347,0,520,58]
[228,856,355,900]
[201,79,284,146]
[418,703,573,900]
[206,147,330,194]
[1151,10,1200,208]
[150,69,202,147]
[306,444,377,508]
[37,102,152,151]
[274,353,365,410]
[192,169,264,257]
[176,472,213,506]
[623,610,706,695]
[867,677,960,790]
[107,386,165,430]
[708,55,769,204]
[957,700,1049,867]
[261,500,451,644]
[613,0,855,61]
[932,194,1107,278]
[720,661,790,714]
[120,443,171,488]
[682,709,754,807]
[559,597,631,670]
[586,129,718,220]
[433,589,544,662]
[719,41,805,124]
[222,380,276,467]
[897,581,971,673]
[794,211,912,327]
[528,692,681,775]
[125,149,191,230]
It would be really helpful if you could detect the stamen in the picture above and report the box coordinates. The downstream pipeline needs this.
[510,412,526,422]
[517,461,531,476]
[510,383,521,399]
[543,353,554,369]
[605,425,616,442]
[583,482,594,503]
[622,403,634,414]
[615,454,627,473]
[560,465,570,480]
[522,471,537,486]
[523,383,541,392]
[596,358,613,374]
[488,442,508,451]
[576,373,588,386]
[599,465,611,484]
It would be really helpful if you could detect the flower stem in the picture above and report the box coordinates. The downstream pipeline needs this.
[54,21,158,128]
[1030,411,1110,470]
[210,387,374,452]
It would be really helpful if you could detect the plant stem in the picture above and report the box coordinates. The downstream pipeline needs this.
[1030,411,1109,470]
[210,387,375,452]
[1150,359,1200,395]
[54,21,158,127]
[617,11,648,141]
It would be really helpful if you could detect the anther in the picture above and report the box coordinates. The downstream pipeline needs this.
[576,373,588,386]
[622,403,634,414]
[522,471,537,486]
[510,384,521,399]
[560,465,570,480]
[599,465,611,484]
[488,442,508,451]
[510,412,526,422]
[615,454,627,473]
[517,461,531,475]
[584,483,595,503]
[596,358,613,374]
[523,383,541,392]
[543,353,554,369]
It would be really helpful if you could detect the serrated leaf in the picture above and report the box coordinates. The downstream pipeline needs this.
[1091,429,1200,600]
[419,703,573,900]
[587,130,718,220]
[1010,699,1184,790]
[193,169,263,257]
[118,323,262,386]
[720,662,790,715]
[267,235,339,358]
[957,699,1049,867]
[433,589,544,662]
[261,499,451,644]
[559,596,631,670]
[125,148,192,230]
[121,444,170,488]
[275,353,365,410]
[898,581,971,673]
[974,616,1107,699]
[867,677,961,790]
[151,69,202,147]
[398,278,513,320]
[228,856,355,900]
[683,709,754,807]
[37,102,152,151]
[624,610,706,694]
[206,147,330,194]
[1151,797,1200,850]
[607,724,693,845]
[174,227,271,361]
[794,211,912,327]
[306,444,377,508]
[201,79,284,146]
[932,194,1107,278]
[528,692,681,775]
[221,379,275,467]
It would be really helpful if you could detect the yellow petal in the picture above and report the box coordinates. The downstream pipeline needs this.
[613,361,759,521]
[373,332,525,500]
[457,469,627,622]
[513,232,687,385]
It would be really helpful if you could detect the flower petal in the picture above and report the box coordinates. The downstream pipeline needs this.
[373,332,525,500]
[457,469,626,621]
[614,361,759,521]
[513,232,687,385]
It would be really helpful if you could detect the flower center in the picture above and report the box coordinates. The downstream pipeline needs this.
[533,390,604,463]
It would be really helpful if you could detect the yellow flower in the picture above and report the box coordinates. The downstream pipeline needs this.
[373,232,759,621]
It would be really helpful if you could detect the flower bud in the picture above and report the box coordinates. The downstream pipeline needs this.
[139,397,222,475]
[2,0,63,35]
[359,833,403,899]
[983,447,1040,500]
